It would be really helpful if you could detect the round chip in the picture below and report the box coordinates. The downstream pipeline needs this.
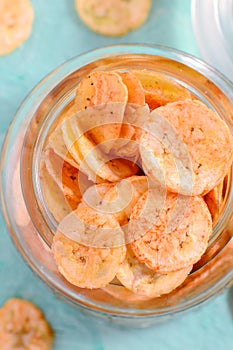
[75,0,151,37]
[0,0,34,55]
[52,207,126,288]
[75,71,128,153]
[132,70,192,109]
[130,191,212,273]
[140,99,233,195]
[117,247,192,298]
[55,204,126,248]
[0,298,53,349]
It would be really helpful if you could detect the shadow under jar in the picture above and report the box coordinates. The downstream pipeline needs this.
[1,45,233,327]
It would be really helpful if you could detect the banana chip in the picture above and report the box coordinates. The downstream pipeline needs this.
[52,208,126,288]
[0,299,53,349]
[140,99,233,195]
[117,247,192,298]
[75,71,128,152]
[75,0,151,36]
[132,70,192,109]
[130,191,212,273]
[0,0,34,55]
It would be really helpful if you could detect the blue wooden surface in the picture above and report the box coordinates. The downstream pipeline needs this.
[0,1,232,349]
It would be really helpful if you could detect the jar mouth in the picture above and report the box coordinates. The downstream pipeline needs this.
[1,44,233,318]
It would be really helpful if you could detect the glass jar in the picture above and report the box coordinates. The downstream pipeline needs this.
[192,0,233,81]
[1,44,233,327]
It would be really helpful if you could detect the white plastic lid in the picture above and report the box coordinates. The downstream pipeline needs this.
[192,0,233,82]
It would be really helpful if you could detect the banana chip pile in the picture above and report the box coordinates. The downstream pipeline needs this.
[40,69,233,299]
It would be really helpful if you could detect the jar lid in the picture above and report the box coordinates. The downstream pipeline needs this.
[192,0,233,82]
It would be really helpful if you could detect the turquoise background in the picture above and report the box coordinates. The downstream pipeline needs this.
[0,0,232,349]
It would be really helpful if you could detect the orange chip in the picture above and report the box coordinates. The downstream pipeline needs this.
[132,70,192,109]
[75,0,151,37]
[75,71,128,152]
[109,71,145,158]
[140,99,233,195]
[118,72,145,106]
[0,0,34,55]
[52,207,126,288]
[130,191,212,273]
[0,299,53,349]
[117,247,192,298]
